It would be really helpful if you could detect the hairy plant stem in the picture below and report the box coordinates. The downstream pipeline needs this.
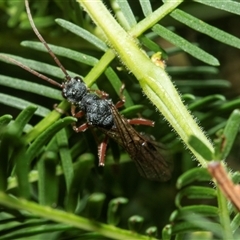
[217,187,233,239]
[79,0,214,167]
[0,192,156,240]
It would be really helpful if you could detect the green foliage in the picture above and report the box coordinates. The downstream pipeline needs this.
[0,0,240,239]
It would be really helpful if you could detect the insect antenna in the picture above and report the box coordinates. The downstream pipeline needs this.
[25,0,71,81]
[0,54,62,88]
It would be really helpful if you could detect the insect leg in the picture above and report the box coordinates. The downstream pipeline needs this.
[128,118,155,127]
[90,89,109,99]
[70,105,89,132]
[71,105,85,118]
[115,83,126,108]
[73,123,89,132]
[98,135,109,166]
[115,84,155,127]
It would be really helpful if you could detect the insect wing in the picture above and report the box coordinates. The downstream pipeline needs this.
[102,104,172,182]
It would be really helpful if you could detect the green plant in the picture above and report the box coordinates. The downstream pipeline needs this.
[1,0,240,239]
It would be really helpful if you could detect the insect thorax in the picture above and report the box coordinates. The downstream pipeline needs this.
[81,95,114,129]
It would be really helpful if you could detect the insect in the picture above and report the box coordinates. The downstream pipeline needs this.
[0,0,172,181]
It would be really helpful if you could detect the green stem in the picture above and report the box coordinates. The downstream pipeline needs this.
[0,191,156,240]
[23,100,70,143]
[84,49,115,86]
[129,0,183,36]
[79,0,214,167]
[217,187,233,239]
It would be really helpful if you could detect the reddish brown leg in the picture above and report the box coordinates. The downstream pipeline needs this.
[90,89,109,99]
[71,105,85,118]
[98,135,109,166]
[70,105,89,132]
[73,123,89,133]
[115,99,125,109]
[128,118,155,127]
[115,83,126,108]
[115,84,154,127]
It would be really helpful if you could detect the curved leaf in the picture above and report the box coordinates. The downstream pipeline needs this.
[0,74,62,100]
[26,116,76,164]
[21,41,98,67]
[38,151,59,206]
[152,24,219,66]
[85,193,106,219]
[55,19,108,51]
[0,93,50,117]
[115,0,137,28]
[221,109,240,159]
[176,167,211,189]
[170,205,218,221]
[139,0,152,17]
[56,128,73,193]
[195,0,240,15]
[175,186,216,208]
[171,9,240,49]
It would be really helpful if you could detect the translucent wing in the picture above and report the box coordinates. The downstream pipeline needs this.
[100,104,172,182]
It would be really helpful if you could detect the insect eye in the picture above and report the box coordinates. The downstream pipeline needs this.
[74,76,83,82]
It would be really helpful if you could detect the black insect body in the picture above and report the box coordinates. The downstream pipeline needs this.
[80,95,114,129]
[0,0,172,182]
[62,76,114,129]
